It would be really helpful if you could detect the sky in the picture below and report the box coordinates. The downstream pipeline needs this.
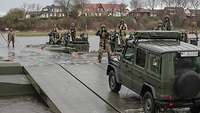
[0,0,129,16]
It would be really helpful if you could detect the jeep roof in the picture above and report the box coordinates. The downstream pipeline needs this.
[129,31,200,54]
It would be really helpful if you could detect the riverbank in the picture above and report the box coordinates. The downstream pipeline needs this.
[13,29,200,37]
[16,31,48,37]
[16,31,97,37]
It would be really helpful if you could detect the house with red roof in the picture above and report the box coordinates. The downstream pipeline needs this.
[79,3,129,16]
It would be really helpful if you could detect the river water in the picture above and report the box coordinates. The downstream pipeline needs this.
[0,35,101,66]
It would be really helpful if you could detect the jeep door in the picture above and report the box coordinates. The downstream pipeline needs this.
[129,48,147,93]
[119,46,135,90]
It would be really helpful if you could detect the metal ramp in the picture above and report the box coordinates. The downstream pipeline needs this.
[60,63,141,112]
[25,64,118,113]
[0,61,35,96]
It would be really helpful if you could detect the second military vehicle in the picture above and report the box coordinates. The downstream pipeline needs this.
[107,31,200,113]
[47,32,89,53]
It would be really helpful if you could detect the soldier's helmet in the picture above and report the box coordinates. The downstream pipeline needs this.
[54,27,58,32]
[158,20,163,25]
[191,21,197,27]
[9,27,13,32]
[120,19,125,24]
[71,23,75,26]
[164,15,170,21]
[101,24,106,28]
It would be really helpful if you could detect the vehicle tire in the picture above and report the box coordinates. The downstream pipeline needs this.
[190,106,200,113]
[109,70,121,93]
[143,92,158,113]
[175,71,200,98]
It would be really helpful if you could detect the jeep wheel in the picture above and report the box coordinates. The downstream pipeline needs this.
[143,92,158,113]
[109,70,121,93]
[175,71,200,98]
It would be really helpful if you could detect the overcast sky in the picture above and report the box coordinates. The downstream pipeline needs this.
[0,0,128,16]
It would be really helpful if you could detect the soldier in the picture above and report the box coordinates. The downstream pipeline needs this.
[110,29,120,52]
[163,15,173,31]
[48,28,55,44]
[63,31,71,46]
[118,19,128,45]
[7,28,15,48]
[156,20,164,30]
[96,25,111,63]
[52,27,62,45]
[70,23,76,42]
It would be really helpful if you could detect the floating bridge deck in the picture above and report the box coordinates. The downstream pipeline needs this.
[25,63,140,113]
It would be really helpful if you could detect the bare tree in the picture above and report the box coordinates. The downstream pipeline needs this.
[148,0,156,10]
[174,0,189,8]
[73,0,88,13]
[120,3,128,17]
[181,0,189,8]
[161,0,175,7]
[190,0,200,21]
[54,0,72,16]
[130,0,141,10]
[21,3,41,18]
[190,0,200,9]
[54,0,88,17]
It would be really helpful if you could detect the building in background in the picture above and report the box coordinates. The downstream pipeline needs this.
[79,3,129,16]
[128,8,151,17]
[26,4,65,18]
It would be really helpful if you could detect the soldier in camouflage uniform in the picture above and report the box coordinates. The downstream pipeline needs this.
[163,15,173,31]
[96,25,111,63]
[52,27,62,45]
[156,20,164,30]
[119,19,128,45]
[70,23,76,42]
[7,28,15,48]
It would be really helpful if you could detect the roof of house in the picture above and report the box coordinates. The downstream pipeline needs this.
[84,3,124,13]
[164,7,184,10]
[129,8,151,13]
[44,4,64,9]
[42,5,64,12]
[190,9,200,14]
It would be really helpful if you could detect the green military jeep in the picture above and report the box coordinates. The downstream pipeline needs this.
[107,31,200,113]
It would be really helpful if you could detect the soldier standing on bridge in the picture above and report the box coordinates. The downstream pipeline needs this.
[7,28,15,48]
[163,15,173,31]
[96,25,111,63]
[156,20,164,30]
[70,23,76,42]
[118,19,128,45]
[52,27,62,45]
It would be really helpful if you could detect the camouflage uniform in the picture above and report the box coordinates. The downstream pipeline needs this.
[156,20,164,30]
[70,23,76,42]
[63,32,71,46]
[110,29,120,52]
[7,28,15,48]
[163,16,173,31]
[119,19,128,45]
[52,28,61,45]
[96,25,111,63]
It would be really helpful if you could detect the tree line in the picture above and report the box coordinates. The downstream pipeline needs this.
[130,0,200,10]
[0,0,200,31]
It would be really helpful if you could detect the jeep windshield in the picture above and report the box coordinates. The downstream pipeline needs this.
[175,53,200,75]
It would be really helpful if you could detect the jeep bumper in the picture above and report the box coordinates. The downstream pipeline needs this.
[155,98,200,108]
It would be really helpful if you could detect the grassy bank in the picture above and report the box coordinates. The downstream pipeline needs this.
[15,31,97,37]
[16,31,48,37]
